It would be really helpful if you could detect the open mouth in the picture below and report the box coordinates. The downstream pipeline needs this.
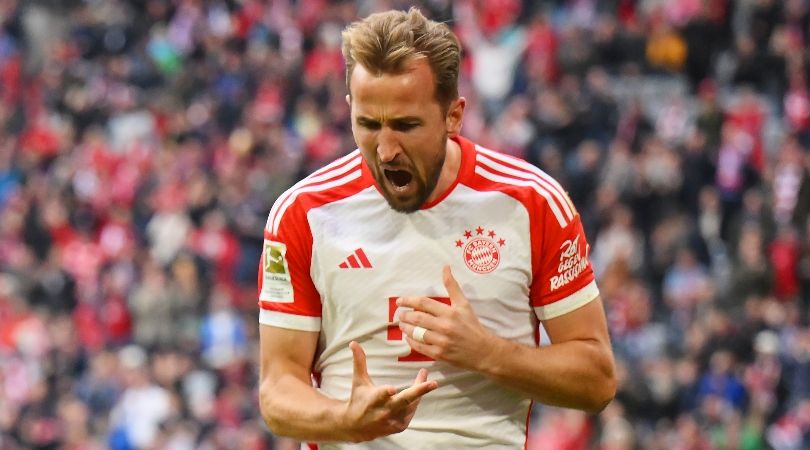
[384,169,413,191]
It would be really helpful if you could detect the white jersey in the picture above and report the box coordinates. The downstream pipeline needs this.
[259,136,599,449]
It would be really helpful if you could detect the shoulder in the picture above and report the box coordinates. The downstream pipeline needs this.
[265,150,369,235]
[466,143,578,229]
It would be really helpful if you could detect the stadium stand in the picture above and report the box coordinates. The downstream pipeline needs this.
[0,0,809,448]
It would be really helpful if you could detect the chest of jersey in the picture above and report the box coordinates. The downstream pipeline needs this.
[306,185,536,373]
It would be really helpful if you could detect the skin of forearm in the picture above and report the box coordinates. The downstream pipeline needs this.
[260,374,352,442]
[477,337,616,413]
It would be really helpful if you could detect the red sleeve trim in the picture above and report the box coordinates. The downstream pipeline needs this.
[259,152,373,324]
[463,142,597,316]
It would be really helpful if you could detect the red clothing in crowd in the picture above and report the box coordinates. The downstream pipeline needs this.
[726,99,766,173]
[770,234,800,300]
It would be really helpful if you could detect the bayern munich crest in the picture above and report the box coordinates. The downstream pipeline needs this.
[454,226,506,274]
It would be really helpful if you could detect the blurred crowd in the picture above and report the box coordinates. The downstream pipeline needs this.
[2,0,810,449]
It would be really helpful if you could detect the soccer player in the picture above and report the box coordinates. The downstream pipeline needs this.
[258,8,616,449]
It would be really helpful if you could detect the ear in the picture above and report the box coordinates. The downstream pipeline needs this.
[345,94,351,106]
[445,97,466,137]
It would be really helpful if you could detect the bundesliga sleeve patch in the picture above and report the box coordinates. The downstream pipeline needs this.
[260,240,294,303]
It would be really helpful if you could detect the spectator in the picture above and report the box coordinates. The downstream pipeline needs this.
[696,350,748,412]
[108,345,171,450]
[727,224,773,312]
[199,285,247,370]
[128,260,175,349]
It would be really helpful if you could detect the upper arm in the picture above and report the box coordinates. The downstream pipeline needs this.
[259,195,323,387]
[260,324,320,385]
[541,295,610,347]
[541,295,616,410]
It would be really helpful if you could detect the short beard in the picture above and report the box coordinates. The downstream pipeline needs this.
[380,136,447,214]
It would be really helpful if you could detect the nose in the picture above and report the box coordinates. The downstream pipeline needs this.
[376,127,401,163]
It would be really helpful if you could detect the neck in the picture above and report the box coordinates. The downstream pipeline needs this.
[425,137,461,204]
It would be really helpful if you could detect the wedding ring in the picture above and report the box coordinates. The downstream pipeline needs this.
[412,326,428,343]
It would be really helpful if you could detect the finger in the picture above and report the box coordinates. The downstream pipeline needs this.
[398,310,441,330]
[397,296,450,316]
[404,335,437,360]
[442,266,469,307]
[399,322,439,345]
[388,303,415,327]
[391,369,429,401]
[413,367,428,384]
[391,376,438,406]
[412,368,430,405]
[396,369,431,412]
[370,384,398,405]
[350,341,372,386]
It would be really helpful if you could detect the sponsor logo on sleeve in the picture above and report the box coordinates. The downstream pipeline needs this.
[260,241,294,302]
[549,234,590,291]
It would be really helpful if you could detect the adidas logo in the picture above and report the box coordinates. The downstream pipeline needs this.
[338,248,373,269]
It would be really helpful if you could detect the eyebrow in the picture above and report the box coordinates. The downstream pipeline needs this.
[356,116,422,126]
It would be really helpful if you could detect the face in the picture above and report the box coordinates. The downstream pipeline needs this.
[348,58,463,212]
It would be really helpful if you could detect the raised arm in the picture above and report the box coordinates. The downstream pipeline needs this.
[258,325,439,443]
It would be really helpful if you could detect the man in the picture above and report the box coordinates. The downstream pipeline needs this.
[258,8,615,449]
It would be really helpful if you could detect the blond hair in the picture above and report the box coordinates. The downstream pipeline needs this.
[341,8,461,109]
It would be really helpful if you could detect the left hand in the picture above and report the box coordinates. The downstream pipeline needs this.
[397,266,499,371]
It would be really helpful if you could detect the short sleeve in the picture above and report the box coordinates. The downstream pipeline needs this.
[258,203,321,331]
[530,200,599,321]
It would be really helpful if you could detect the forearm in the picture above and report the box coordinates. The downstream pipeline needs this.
[397,276,616,411]
[259,374,349,442]
[478,337,616,413]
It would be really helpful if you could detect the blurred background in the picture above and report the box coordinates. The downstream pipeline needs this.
[1,0,810,449]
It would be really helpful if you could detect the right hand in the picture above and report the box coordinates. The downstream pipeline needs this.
[341,341,438,442]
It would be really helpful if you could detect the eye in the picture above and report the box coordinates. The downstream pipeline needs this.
[357,119,381,130]
[392,122,418,132]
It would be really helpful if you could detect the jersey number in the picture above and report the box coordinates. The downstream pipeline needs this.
[387,296,451,362]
